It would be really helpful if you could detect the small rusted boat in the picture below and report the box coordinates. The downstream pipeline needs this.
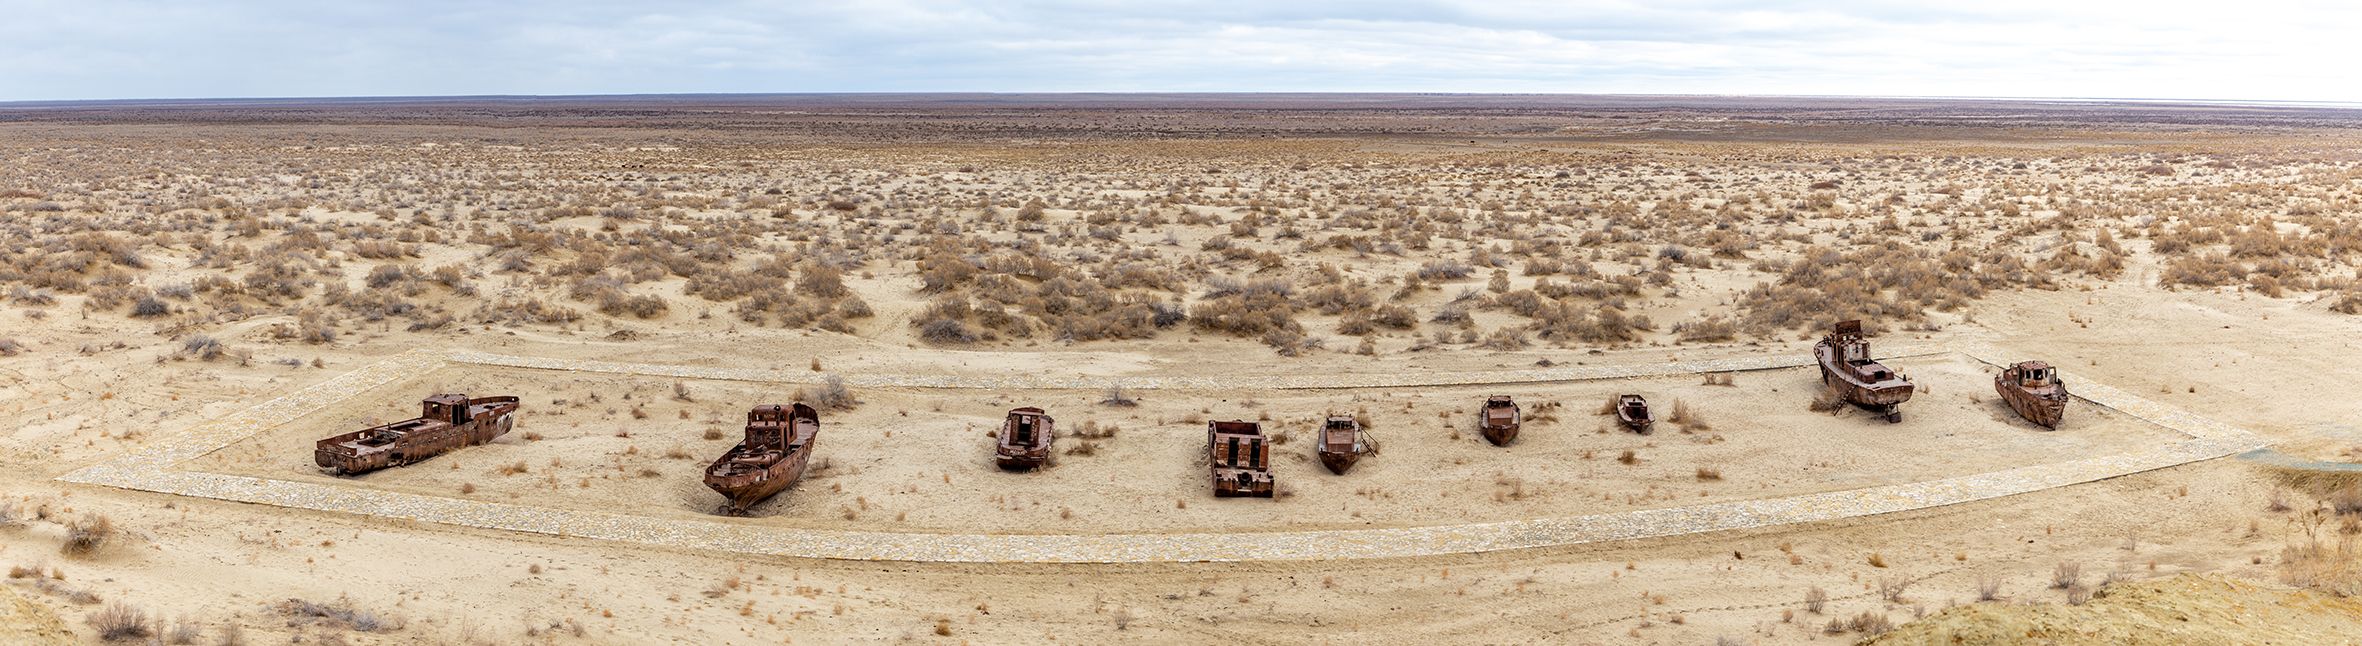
[315,394,518,475]
[995,407,1055,470]
[705,403,819,516]
[1994,361,2069,429]
[1208,420,1275,497]
[1479,395,1521,446]
[1814,320,1914,423]
[1317,415,1368,475]
[1615,394,1653,434]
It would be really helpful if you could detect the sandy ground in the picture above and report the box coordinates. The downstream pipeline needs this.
[4,99,2361,644]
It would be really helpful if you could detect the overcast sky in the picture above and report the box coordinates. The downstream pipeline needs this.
[1,0,2355,102]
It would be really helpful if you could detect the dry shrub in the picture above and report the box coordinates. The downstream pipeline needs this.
[2053,561,2081,589]
[179,335,225,361]
[2281,531,2361,597]
[277,598,393,632]
[1529,303,1651,344]
[1673,316,1737,343]
[62,513,113,556]
[164,616,200,644]
[1843,610,1892,635]
[1669,399,1708,432]
[89,601,154,642]
[800,374,857,411]
[1189,279,1299,339]
[1476,327,1529,350]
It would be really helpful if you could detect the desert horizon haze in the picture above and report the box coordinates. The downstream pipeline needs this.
[5,3,2362,646]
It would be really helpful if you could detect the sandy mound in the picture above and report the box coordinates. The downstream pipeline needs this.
[1871,574,2362,645]
[0,586,73,646]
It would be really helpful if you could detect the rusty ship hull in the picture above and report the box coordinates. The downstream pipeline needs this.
[1615,395,1653,434]
[1317,415,1366,475]
[315,394,519,475]
[706,403,819,516]
[1209,420,1275,497]
[994,407,1054,470]
[1995,361,2070,429]
[1814,321,1914,423]
[1479,396,1521,446]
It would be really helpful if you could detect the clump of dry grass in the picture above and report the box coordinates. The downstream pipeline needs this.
[1668,399,1708,432]
[89,601,154,642]
[277,597,395,632]
[62,513,113,556]
[797,374,858,411]
[2052,561,2082,589]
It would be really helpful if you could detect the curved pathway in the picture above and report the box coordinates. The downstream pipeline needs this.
[59,346,2264,563]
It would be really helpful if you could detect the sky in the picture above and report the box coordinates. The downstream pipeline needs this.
[1,0,2357,103]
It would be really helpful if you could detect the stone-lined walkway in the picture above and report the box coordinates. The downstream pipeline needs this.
[59,346,2263,563]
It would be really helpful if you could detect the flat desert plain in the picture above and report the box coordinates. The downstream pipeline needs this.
[3,95,2362,644]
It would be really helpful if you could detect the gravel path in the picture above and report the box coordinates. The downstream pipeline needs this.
[58,346,2263,563]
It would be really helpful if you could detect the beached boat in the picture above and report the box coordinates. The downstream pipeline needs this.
[705,403,819,516]
[315,394,518,475]
[1317,414,1368,475]
[1479,395,1521,446]
[1615,394,1653,434]
[995,407,1055,470]
[1813,320,1914,423]
[1208,420,1275,497]
[1994,361,2069,428]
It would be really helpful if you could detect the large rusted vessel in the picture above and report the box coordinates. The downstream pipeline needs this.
[1479,395,1521,446]
[1615,394,1653,434]
[1994,361,2069,429]
[315,394,518,475]
[705,403,819,516]
[1814,320,1914,423]
[995,407,1055,470]
[1317,415,1368,475]
[1208,420,1275,497]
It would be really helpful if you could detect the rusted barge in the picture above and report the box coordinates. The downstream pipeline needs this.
[1317,414,1368,475]
[315,394,518,475]
[995,407,1055,470]
[1814,320,1914,423]
[705,403,819,516]
[1209,420,1275,497]
[1479,396,1521,446]
[1615,395,1653,434]
[1994,361,2069,429]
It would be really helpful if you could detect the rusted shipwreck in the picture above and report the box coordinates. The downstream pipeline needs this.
[315,394,518,475]
[1814,320,1914,423]
[1208,420,1275,497]
[1479,396,1521,446]
[995,407,1055,470]
[1994,361,2070,429]
[1317,414,1368,475]
[705,403,819,516]
[1615,394,1653,434]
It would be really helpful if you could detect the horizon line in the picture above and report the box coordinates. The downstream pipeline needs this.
[6,91,2362,111]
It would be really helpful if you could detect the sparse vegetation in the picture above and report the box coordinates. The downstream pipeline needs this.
[62,513,114,556]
